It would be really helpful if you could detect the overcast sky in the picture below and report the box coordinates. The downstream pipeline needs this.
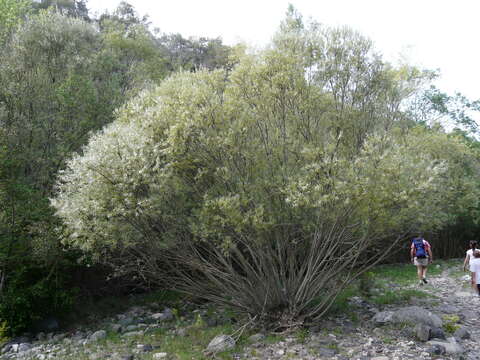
[89,0,479,103]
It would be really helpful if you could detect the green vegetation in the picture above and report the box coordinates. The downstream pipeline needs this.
[442,314,461,334]
[1,0,480,335]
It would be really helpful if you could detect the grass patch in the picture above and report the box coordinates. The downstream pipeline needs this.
[324,287,357,315]
[371,289,433,305]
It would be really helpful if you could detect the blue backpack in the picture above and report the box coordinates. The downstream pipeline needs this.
[412,237,427,258]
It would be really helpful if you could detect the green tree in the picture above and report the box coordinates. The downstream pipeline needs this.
[0,0,31,45]
[52,12,479,325]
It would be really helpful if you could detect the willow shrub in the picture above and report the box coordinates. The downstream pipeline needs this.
[52,18,478,325]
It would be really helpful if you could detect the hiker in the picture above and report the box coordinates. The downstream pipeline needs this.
[463,240,478,290]
[410,235,433,285]
[469,250,480,295]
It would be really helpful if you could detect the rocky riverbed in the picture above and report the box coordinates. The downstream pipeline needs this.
[2,264,480,359]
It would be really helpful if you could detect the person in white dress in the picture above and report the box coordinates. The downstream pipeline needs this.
[463,240,478,291]
[469,250,480,295]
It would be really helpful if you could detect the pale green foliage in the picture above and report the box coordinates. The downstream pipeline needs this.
[51,20,477,255]
[51,11,480,323]
[0,0,31,45]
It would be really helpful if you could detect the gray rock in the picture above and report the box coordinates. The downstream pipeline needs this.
[414,323,431,341]
[1,344,12,354]
[436,304,459,314]
[53,333,66,342]
[392,306,443,328]
[461,309,477,320]
[111,324,122,333]
[427,338,465,354]
[118,355,134,360]
[205,334,235,354]
[248,333,265,342]
[317,347,338,356]
[17,343,31,352]
[176,328,187,336]
[124,325,139,332]
[89,330,107,341]
[454,326,471,340]
[153,353,168,359]
[430,327,446,340]
[141,344,154,352]
[152,308,174,322]
[427,344,446,355]
[372,311,394,325]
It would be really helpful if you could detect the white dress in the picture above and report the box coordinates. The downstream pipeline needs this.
[467,249,477,271]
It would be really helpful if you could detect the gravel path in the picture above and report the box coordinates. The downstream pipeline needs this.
[2,263,480,360]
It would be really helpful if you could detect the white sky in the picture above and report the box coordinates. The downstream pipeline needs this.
[88,0,479,103]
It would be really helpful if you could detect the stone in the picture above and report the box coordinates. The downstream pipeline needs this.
[17,343,31,352]
[392,306,443,328]
[124,325,138,332]
[371,357,389,360]
[317,347,338,356]
[152,308,174,322]
[436,304,459,314]
[461,309,477,320]
[427,344,446,355]
[141,344,154,352]
[118,355,134,360]
[430,327,446,340]
[372,311,394,325]
[89,330,107,341]
[248,333,265,342]
[153,353,168,359]
[427,339,465,354]
[205,335,235,354]
[414,323,431,341]
[454,326,471,340]
[1,344,12,354]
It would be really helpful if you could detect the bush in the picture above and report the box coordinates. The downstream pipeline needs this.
[52,10,480,326]
[0,266,75,335]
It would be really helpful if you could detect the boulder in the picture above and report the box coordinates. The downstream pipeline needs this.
[453,326,471,340]
[89,330,107,342]
[430,327,446,340]
[372,311,394,325]
[392,306,442,328]
[427,338,465,355]
[414,323,431,342]
[248,333,265,342]
[205,335,235,354]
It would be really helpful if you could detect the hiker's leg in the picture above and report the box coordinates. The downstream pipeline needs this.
[416,265,423,281]
[423,265,428,279]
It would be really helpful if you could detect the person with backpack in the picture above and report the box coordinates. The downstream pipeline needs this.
[463,240,478,291]
[410,235,433,285]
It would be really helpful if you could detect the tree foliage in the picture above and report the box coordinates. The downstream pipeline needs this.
[52,11,480,323]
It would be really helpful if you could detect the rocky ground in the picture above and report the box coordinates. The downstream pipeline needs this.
[2,263,480,360]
